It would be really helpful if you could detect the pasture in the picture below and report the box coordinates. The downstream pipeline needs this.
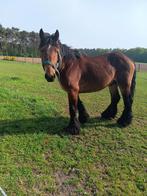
[0,60,146,195]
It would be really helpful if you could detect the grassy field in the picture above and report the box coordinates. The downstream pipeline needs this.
[0,60,146,195]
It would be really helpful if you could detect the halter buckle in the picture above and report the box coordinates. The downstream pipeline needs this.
[43,60,52,66]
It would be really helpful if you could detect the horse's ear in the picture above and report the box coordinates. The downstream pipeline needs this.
[39,28,44,40]
[54,30,59,41]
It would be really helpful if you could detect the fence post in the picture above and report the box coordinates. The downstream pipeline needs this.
[138,64,141,72]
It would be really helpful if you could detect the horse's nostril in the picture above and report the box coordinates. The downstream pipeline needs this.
[45,74,49,80]
[45,74,55,82]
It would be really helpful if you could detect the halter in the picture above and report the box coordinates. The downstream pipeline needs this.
[43,50,62,79]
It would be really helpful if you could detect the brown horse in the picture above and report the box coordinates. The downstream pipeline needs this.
[39,29,136,135]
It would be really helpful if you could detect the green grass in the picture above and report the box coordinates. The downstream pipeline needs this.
[0,60,147,195]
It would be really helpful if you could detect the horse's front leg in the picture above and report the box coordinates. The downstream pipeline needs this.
[66,90,80,135]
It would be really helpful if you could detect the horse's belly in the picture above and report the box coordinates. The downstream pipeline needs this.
[79,74,113,93]
[79,83,106,93]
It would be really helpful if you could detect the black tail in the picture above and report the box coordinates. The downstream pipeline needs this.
[130,64,136,102]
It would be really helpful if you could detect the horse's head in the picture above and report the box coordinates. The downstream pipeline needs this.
[39,29,61,82]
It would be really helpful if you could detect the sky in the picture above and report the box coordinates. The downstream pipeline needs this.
[0,0,147,49]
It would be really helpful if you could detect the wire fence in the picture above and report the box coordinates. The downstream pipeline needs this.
[0,56,147,72]
[135,63,147,72]
[0,56,41,64]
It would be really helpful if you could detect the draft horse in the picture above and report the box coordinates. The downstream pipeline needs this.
[39,29,136,135]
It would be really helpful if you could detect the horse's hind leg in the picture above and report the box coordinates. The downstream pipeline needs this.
[117,85,132,127]
[101,81,120,119]
[78,96,89,124]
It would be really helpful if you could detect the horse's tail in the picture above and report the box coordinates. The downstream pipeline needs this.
[130,63,136,103]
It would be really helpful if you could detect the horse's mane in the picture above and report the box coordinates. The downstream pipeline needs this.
[59,41,82,59]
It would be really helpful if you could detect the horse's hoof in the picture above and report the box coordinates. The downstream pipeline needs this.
[79,113,89,124]
[65,125,80,135]
[117,117,132,127]
[101,109,117,119]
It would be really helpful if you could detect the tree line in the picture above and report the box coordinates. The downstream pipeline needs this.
[79,48,147,63]
[0,24,147,62]
[0,25,39,57]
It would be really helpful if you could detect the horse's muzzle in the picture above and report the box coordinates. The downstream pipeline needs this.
[45,74,55,82]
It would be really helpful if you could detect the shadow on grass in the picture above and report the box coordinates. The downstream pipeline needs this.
[0,116,118,136]
[86,116,118,127]
[0,116,69,136]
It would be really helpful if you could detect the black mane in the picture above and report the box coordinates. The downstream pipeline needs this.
[59,42,82,59]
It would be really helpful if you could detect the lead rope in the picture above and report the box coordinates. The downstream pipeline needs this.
[55,50,62,80]
[0,187,7,196]
[54,66,60,79]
